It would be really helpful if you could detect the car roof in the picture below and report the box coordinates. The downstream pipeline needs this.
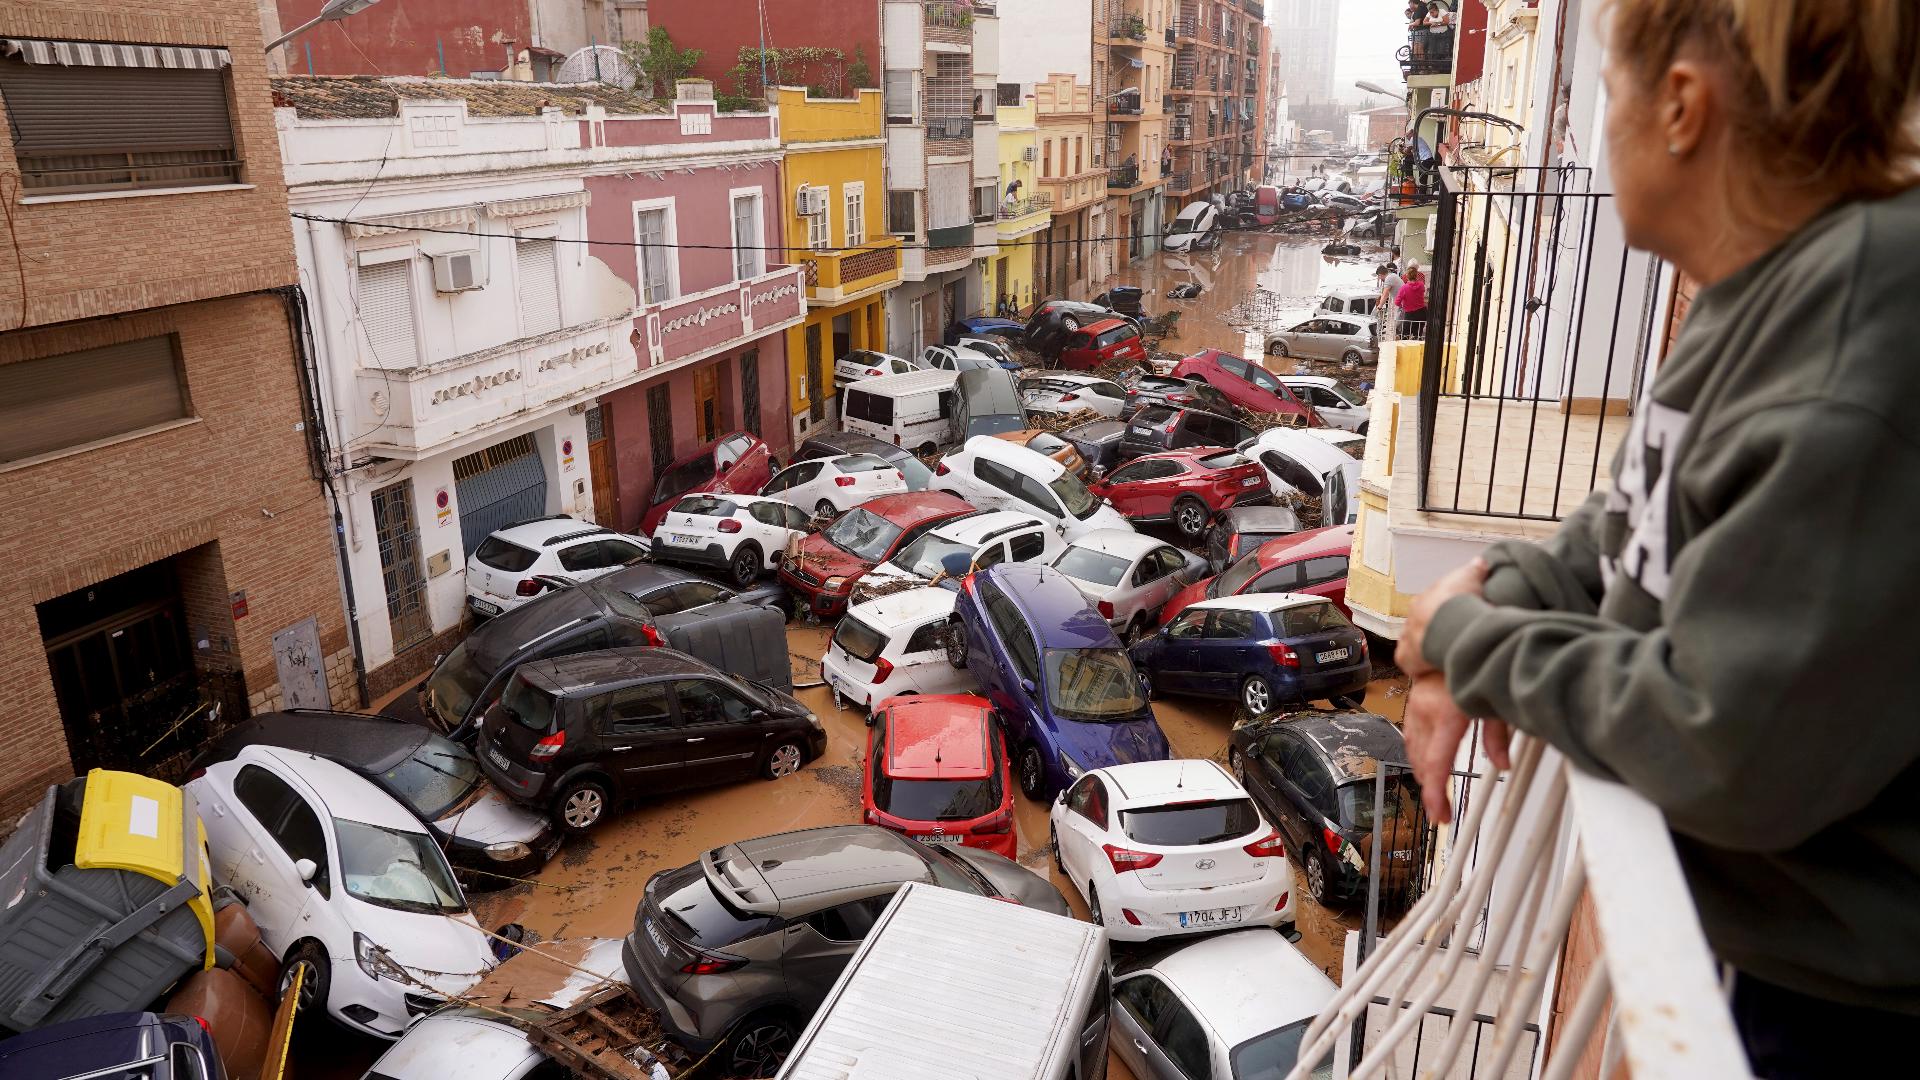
[1140,446,1240,467]
[859,490,975,523]
[1079,317,1130,334]
[1221,504,1304,531]
[1279,374,1338,388]
[519,646,716,694]
[1323,285,1374,300]
[246,745,425,832]
[215,711,429,772]
[882,698,995,781]
[846,585,958,626]
[1098,759,1239,805]
[961,435,1069,479]
[928,509,1048,544]
[845,368,960,395]
[1254,523,1355,565]
[488,516,607,547]
[1263,711,1406,783]
[367,1013,540,1080]
[710,826,933,914]
[1189,591,1333,615]
[1032,372,1115,386]
[1144,930,1338,1046]
[1254,428,1355,473]
[983,564,1116,649]
[1063,528,1165,559]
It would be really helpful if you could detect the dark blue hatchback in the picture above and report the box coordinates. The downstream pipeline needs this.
[1130,594,1370,715]
[947,563,1171,799]
[0,1012,224,1080]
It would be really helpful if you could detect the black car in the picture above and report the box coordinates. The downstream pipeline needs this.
[1116,369,1238,419]
[193,711,560,884]
[0,1011,224,1080]
[423,563,790,739]
[476,647,827,833]
[1116,404,1257,461]
[1059,419,1130,476]
[793,430,935,490]
[1227,710,1425,907]
[1206,504,1306,574]
[1023,299,1146,358]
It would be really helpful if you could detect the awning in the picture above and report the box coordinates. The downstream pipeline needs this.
[486,191,591,219]
[2,38,231,70]
[347,207,478,238]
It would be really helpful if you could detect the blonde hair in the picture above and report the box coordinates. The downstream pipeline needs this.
[1605,0,1920,212]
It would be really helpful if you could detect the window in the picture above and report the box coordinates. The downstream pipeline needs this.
[1166,610,1206,639]
[844,389,895,425]
[973,183,996,221]
[516,236,561,335]
[807,895,893,941]
[0,45,240,193]
[356,260,420,369]
[635,205,674,303]
[674,679,757,726]
[997,82,1021,106]
[888,190,917,235]
[639,579,731,615]
[1261,451,1323,497]
[1301,555,1350,586]
[602,683,675,732]
[0,335,189,464]
[1109,458,1183,485]
[1117,974,1174,1031]
[1007,531,1046,563]
[1249,562,1305,594]
[805,187,831,251]
[765,460,822,492]
[1067,775,1108,827]
[1205,610,1256,639]
[974,459,1025,501]
[843,182,866,247]
[731,193,762,279]
[884,70,915,121]
[1075,137,1084,174]
[232,765,331,896]
[1157,996,1214,1080]
[903,620,948,655]
[1041,139,1053,178]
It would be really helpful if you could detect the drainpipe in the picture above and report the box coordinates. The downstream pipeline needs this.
[304,215,365,553]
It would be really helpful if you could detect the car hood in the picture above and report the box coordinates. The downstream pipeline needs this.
[365,909,498,989]
[1068,503,1133,538]
[945,847,1071,917]
[1055,712,1171,772]
[791,535,876,580]
[432,781,549,847]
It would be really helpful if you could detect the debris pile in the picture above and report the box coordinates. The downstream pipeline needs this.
[1023,407,1110,435]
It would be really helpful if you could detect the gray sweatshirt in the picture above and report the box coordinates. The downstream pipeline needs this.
[1423,185,1920,1011]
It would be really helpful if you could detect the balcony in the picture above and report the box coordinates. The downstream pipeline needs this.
[924,115,973,140]
[923,2,974,48]
[1169,121,1194,142]
[1165,170,1191,192]
[1108,88,1144,116]
[798,237,903,306]
[1173,16,1199,42]
[995,193,1051,239]
[1106,163,1140,189]
[1400,33,1454,78]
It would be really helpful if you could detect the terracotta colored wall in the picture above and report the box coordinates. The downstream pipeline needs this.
[273,0,530,77]
[584,158,783,304]
[643,0,881,94]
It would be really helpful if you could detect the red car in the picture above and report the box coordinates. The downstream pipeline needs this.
[1168,348,1321,424]
[861,693,1016,859]
[1158,523,1356,626]
[778,491,976,618]
[637,431,776,538]
[1088,447,1271,539]
[1058,318,1149,372]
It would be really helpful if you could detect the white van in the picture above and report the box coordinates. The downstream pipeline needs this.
[778,882,1111,1080]
[840,368,959,455]
[1162,201,1221,252]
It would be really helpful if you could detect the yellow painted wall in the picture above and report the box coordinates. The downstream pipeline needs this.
[995,102,1042,313]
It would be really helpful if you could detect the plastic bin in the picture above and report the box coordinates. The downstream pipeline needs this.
[0,770,214,1033]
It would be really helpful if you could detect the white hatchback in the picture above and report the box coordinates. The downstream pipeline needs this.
[1049,759,1294,943]
[465,517,649,619]
[758,453,908,519]
[853,508,1061,601]
[1021,373,1130,419]
[649,492,815,585]
[932,436,1135,542]
[189,745,497,1039]
[1050,529,1205,640]
[1281,375,1371,433]
[820,587,979,714]
[834,348,919,385]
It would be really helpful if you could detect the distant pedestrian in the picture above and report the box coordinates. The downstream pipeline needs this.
[1395,263,1427,337]
[1378,263,1405,325]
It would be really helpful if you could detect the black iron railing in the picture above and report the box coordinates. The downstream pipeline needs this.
[1107,163,1140,188]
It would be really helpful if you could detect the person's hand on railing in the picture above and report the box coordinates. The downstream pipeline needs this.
[1401,556,1513,822]
[1399,556,1486,679]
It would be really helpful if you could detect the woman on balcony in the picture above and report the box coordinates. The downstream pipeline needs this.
[1397,1,1920,1075]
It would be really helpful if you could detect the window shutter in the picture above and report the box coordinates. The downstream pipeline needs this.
[637,210,671,302]
[732,197,760,279]
[0,57,237,191]
[516,238,561,335]
[357,261,420,369]
[0,336,186,462]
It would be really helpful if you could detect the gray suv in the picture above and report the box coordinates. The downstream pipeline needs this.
[621,825,1068,1076]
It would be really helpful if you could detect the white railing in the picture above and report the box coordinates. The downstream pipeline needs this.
[1286,732,1754,1080]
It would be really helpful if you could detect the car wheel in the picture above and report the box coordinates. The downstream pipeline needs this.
[1173,497,1210,539]
[1332,692,1366,710]
[1086,883,1105,926]
[763,741,805,780]
[1305,848,1336,907]
[1017,743,1047,801]
[552,778,610,834]
[729,542,762,587]
[1140,669,1156,700]
[278,941,329,1013]
[1270,340,1291,358]
[814,499,838,519]
[944,622,969,668]
[1343,349,1364,365]
[1357,421,1370,437]
[1229,748,1247,784]
[1049,823,1065,873]
[1062,315,1081,331]
[1124,613,1148,644]
[726,1013,798,1077]
[1241,674,1275,716]
[917,442,939,456]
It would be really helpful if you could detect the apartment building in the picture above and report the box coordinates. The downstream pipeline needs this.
[262,0,652,79]
[989,96,1050,313]
[1094,0,1173,265]
[999,3,1104,300]
[1165,0,1267,215]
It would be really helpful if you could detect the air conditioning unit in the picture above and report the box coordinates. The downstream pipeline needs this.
[795,187,825,216]
[1022,146,1037,162]
[431,251,482,292]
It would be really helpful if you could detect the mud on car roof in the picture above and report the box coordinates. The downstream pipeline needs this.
[1265,710,1406,784]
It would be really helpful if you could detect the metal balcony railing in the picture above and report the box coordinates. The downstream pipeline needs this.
[924,116,973,139]
[1170,122,1193,141]
[996,193,1051,219]
[1109,93,1143,116]
[1400,37,1453,77]
[1106,163,1139,189]
[1166,170,1190,191]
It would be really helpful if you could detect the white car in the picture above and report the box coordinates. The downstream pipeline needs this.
[1110,929,1337,1080]
[1281,374,1371,433]
[189,745,496,1039]
[1049,759,1294,944]
[932,435,1134,542]
[758,453,908,518]
[649,492,815,585]
[1242,426,1363,506]
[834,348,919,385]
[820,587,978,713]
[917,343,1006,373]
[854,509,1061,601]
[360,1011,551,1080]
[465,517,648,619]
[1021,373,1130,419]
[954,335,1017,367]
[1303,427,1367,454]
[1050,530,1204,640]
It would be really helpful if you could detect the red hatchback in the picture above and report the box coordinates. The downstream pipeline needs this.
[1158,523,1356,626]
[778,491,976,618]
[637,431,776,538]
[862,693,1017,859]
[1169,348,1321,424]
[1058,318,1150,371]
[1088,447,1272,539]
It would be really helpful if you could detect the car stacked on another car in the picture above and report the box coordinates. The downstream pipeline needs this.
[637,432,776,538]
[853,508,1060,600]
[1133,593,1370,715]
[1242,426,1364,527]
[1282,374,1371,433]
[932,436,1134,542]
[792,430,936,491]
[821,587,977,713]
[1088,447,1272,539]
[916,342,1010,373]
[1159,523,1356,626]
[833,349,919,385]
[1049,530,1204,641]
[1020,373,1130,418]
[990,428,1090,477]
[1205,503,1306,574]
[1265,314,1380,366]
[1116,369,1239,420]
[862,694,1016,858]
[1118,404,1257,462]
[756,453,907,519]
[779,491,977,619]
[1168,349,1321,426]
[465,517,649,619]
[649,493,814,586]
[1053,318,1151,372]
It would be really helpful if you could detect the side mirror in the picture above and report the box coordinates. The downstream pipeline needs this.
[1020,678,1037,696]
[295,858,317,884]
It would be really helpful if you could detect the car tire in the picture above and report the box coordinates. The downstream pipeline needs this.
[1124,613,1148,644]
[762,740,805,780]
[1229,748,1247,784]
[1241,674,1275,716]
[1062,315,1080,331]
[1332,692,1366,710]
[552,777,611,834]
[814,499,838,519]
[1140,669,1156,700]
[1305,847,1337,907]
[1270,340,1291,358]
[944,622,969,668]
[1086,883,1105,927]
[1016,743,1048,801]
[1357,421,1370,437]
[1049,823,1065,873]
[278,941,329,1014]
[1173,497,1211,539]
[725,1013,799,1078]
[729,542,763,587]
[1343,349,1364,364]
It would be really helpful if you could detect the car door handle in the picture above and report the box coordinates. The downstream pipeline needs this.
[685,737,706,743]
[1132,1040,1150,1054]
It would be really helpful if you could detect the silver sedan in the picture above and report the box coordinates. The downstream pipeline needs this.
[1049,529,1204,640]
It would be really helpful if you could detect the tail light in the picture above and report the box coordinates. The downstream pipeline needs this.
[1244,830,1287,858]
[1274,892,1291,911]
[1103,843,1164,874]
[835,475,856,487]
[1097,600,1115,619]
[971,809,1013,835]
[1267,643,1300,668]
[871,656,895,684]
[640,623,667,647]
[515,578,544,597]
[1164,419,1178,434]
[1120,909,1143,926]
[679,950,747,976]
[717,519,742,533]
[529,731,566,762]
[866,367,883,377]
[193,1016,212,1035]
[1323,826,1344,853]
[935,462,951,476]
[1167,393,1192,404]
[1059,392,1081,403]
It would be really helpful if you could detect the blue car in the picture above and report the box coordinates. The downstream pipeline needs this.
[947,563,1171,799]
[1131,593,1371,715]
[0,1012,225,1080]
[949,315,1027,344]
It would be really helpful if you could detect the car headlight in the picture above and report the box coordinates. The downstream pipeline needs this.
[355,932,408,983]
[823,576,849,592]
[1059,750,1085,781]
[485,841,532,862]
[804,711,824,733]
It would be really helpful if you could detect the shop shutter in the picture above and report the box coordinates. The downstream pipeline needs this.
[452,435,548,556]
[356,260,420,369]
[0,336,186,463]
[516,238,561,335]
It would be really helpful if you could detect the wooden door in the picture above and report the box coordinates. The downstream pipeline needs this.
[694,365,720,443]
[586,405,617,526]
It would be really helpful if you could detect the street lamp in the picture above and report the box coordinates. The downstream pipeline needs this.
[1355,79,1403,99]
[266,0,384,53]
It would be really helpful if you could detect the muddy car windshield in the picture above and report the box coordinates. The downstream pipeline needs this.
[337,820,465,914]
[823,509,904,561]
[381,735,481,820]
[1213,549,1266,597]
[1054,546,1130,587]
[426,642,489,725]
[890,533,976,579]
[1050,473,1102,520]
[1044,648,1147,720]
[1339,777,1419,831]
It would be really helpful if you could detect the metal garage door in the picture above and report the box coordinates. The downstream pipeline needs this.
[452,434,547,556]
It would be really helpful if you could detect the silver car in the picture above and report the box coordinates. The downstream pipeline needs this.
[1112,929,1338,1080]
[1264,314,1380,366]
[1051,529,1205,640]
[359,1010,553,1080]
[621,826,1068,1077]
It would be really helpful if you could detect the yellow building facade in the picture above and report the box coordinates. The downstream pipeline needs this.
[774,86,903,441]
[988,101,1050,316]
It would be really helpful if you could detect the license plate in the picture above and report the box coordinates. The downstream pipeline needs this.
[915,834,964,845]
[644,917,669,957]
[470,598,501,616]
[1316,647,1351,663]
[668,533,702,546]
[485,745,513,772]
[1240,476,1260,487]
[1130,426,1150,436]
[1178,907,1244,929]
[1390,850,1412,861]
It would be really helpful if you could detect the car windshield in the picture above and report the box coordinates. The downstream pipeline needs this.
[1054,546,1131,587]
[823,508,905,561]
[502,673,558,733]
[1325,382,1364,406]
[891,532,975,579]
[337,820,465,914]
[654,455,716,506]
[1050,473,1102,520]
[1198,450,1249,470]
[673,495,734,518]
[832,617,888,663]
[380,735,482,820]
[1276,602,1350,636]
[873,772,1003,822]
[840,454,895,474]
[1094,326,1136,350]
[1338,777,1420,831]
[1120,797,1261,846]
[1028,432,1070,455]
[473,537,537,573]
[425,642,489,725]
[1230,1018,1334,1080]
[1044,648,1146,720]
[910,843,996,893]
[1213,549,1266,597]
